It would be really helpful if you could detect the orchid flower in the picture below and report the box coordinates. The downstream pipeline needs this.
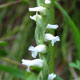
[22,59,43,72]
[44,33,60,46]
[28,44,46,58]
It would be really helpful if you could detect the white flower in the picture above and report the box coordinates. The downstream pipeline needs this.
[46,24,58,29]
[28,44,46,58]
[44,33,60,46]
[22,59,43,72]
[45,0,51,4]
[30,14,42,21]
[29,6,46,14]
[48,73,56,80]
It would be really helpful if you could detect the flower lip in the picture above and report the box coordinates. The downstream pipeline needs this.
[22,59,43,72]
[29,6,46,14]
[45,0,51,4]
[30,14,42,21]
[44,33,60,46]
[46,24,58,29]
[28,44,46,58]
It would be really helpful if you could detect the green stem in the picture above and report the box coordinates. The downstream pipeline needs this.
[49,0,55,73]
[61,21,68,61]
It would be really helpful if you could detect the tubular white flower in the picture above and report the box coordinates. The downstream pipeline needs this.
[30,14,42,21]
[45,0,51,4]
[48,73,56,80]
[44,33,60,46]
[28,44,46,58]
[29,6,46,14]
[22,59,43,72]
[46,24,58,29]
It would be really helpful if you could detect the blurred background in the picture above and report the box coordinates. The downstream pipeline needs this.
[0,0,80,80]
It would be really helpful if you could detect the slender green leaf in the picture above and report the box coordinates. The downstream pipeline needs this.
[0,49,8,57]
[0,64,26,79]
[0,41,8,46]
[54,1,80,59]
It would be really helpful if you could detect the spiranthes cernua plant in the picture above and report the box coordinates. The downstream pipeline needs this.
[21,0,60,80]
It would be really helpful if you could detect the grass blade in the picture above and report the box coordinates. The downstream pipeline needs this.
[54,1,80,59]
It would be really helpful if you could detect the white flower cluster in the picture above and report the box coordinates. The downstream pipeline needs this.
[22,0,59,80]
[22,44,45,72]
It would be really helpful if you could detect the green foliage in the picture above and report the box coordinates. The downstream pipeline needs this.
[54,1,80,59]
[0,64,37,80]
[0,41,8,46]
[0,49,8,57]
[69,60,80,70]
[0,41,8,57]
[56,75,64,80]
[0,64,26,79]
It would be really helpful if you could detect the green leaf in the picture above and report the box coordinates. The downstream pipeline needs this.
[69,61,80,70]
[0,49,8,57]
[0,41,8,46]
[26,73,37,80]
[0,64,38,79]
[31,66,41,73]
[56,75,63,80]
[21,0,29,4]
[0,64,26,79]
[69,62,77,68]
[54,1,80,59]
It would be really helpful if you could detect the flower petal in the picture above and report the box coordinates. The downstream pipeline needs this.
[29,6,46,14]
[46,24,58,29]
[30,14,42,21]
[22,59,43,72]
[48,73,56,80]
[28,45,46,58]
[44,33,60,46]
[45,0,51,4]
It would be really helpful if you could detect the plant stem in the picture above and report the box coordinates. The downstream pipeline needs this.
[49,0,55,73]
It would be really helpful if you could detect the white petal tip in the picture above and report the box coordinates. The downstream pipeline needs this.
[32,52,37,58]
[48,73,56,80]
[30,16,36,21]
[56,36,60,41]
[28,46,34,51]
[46,24,59,29]
[29,7,46,14]
[45,1,51,4]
